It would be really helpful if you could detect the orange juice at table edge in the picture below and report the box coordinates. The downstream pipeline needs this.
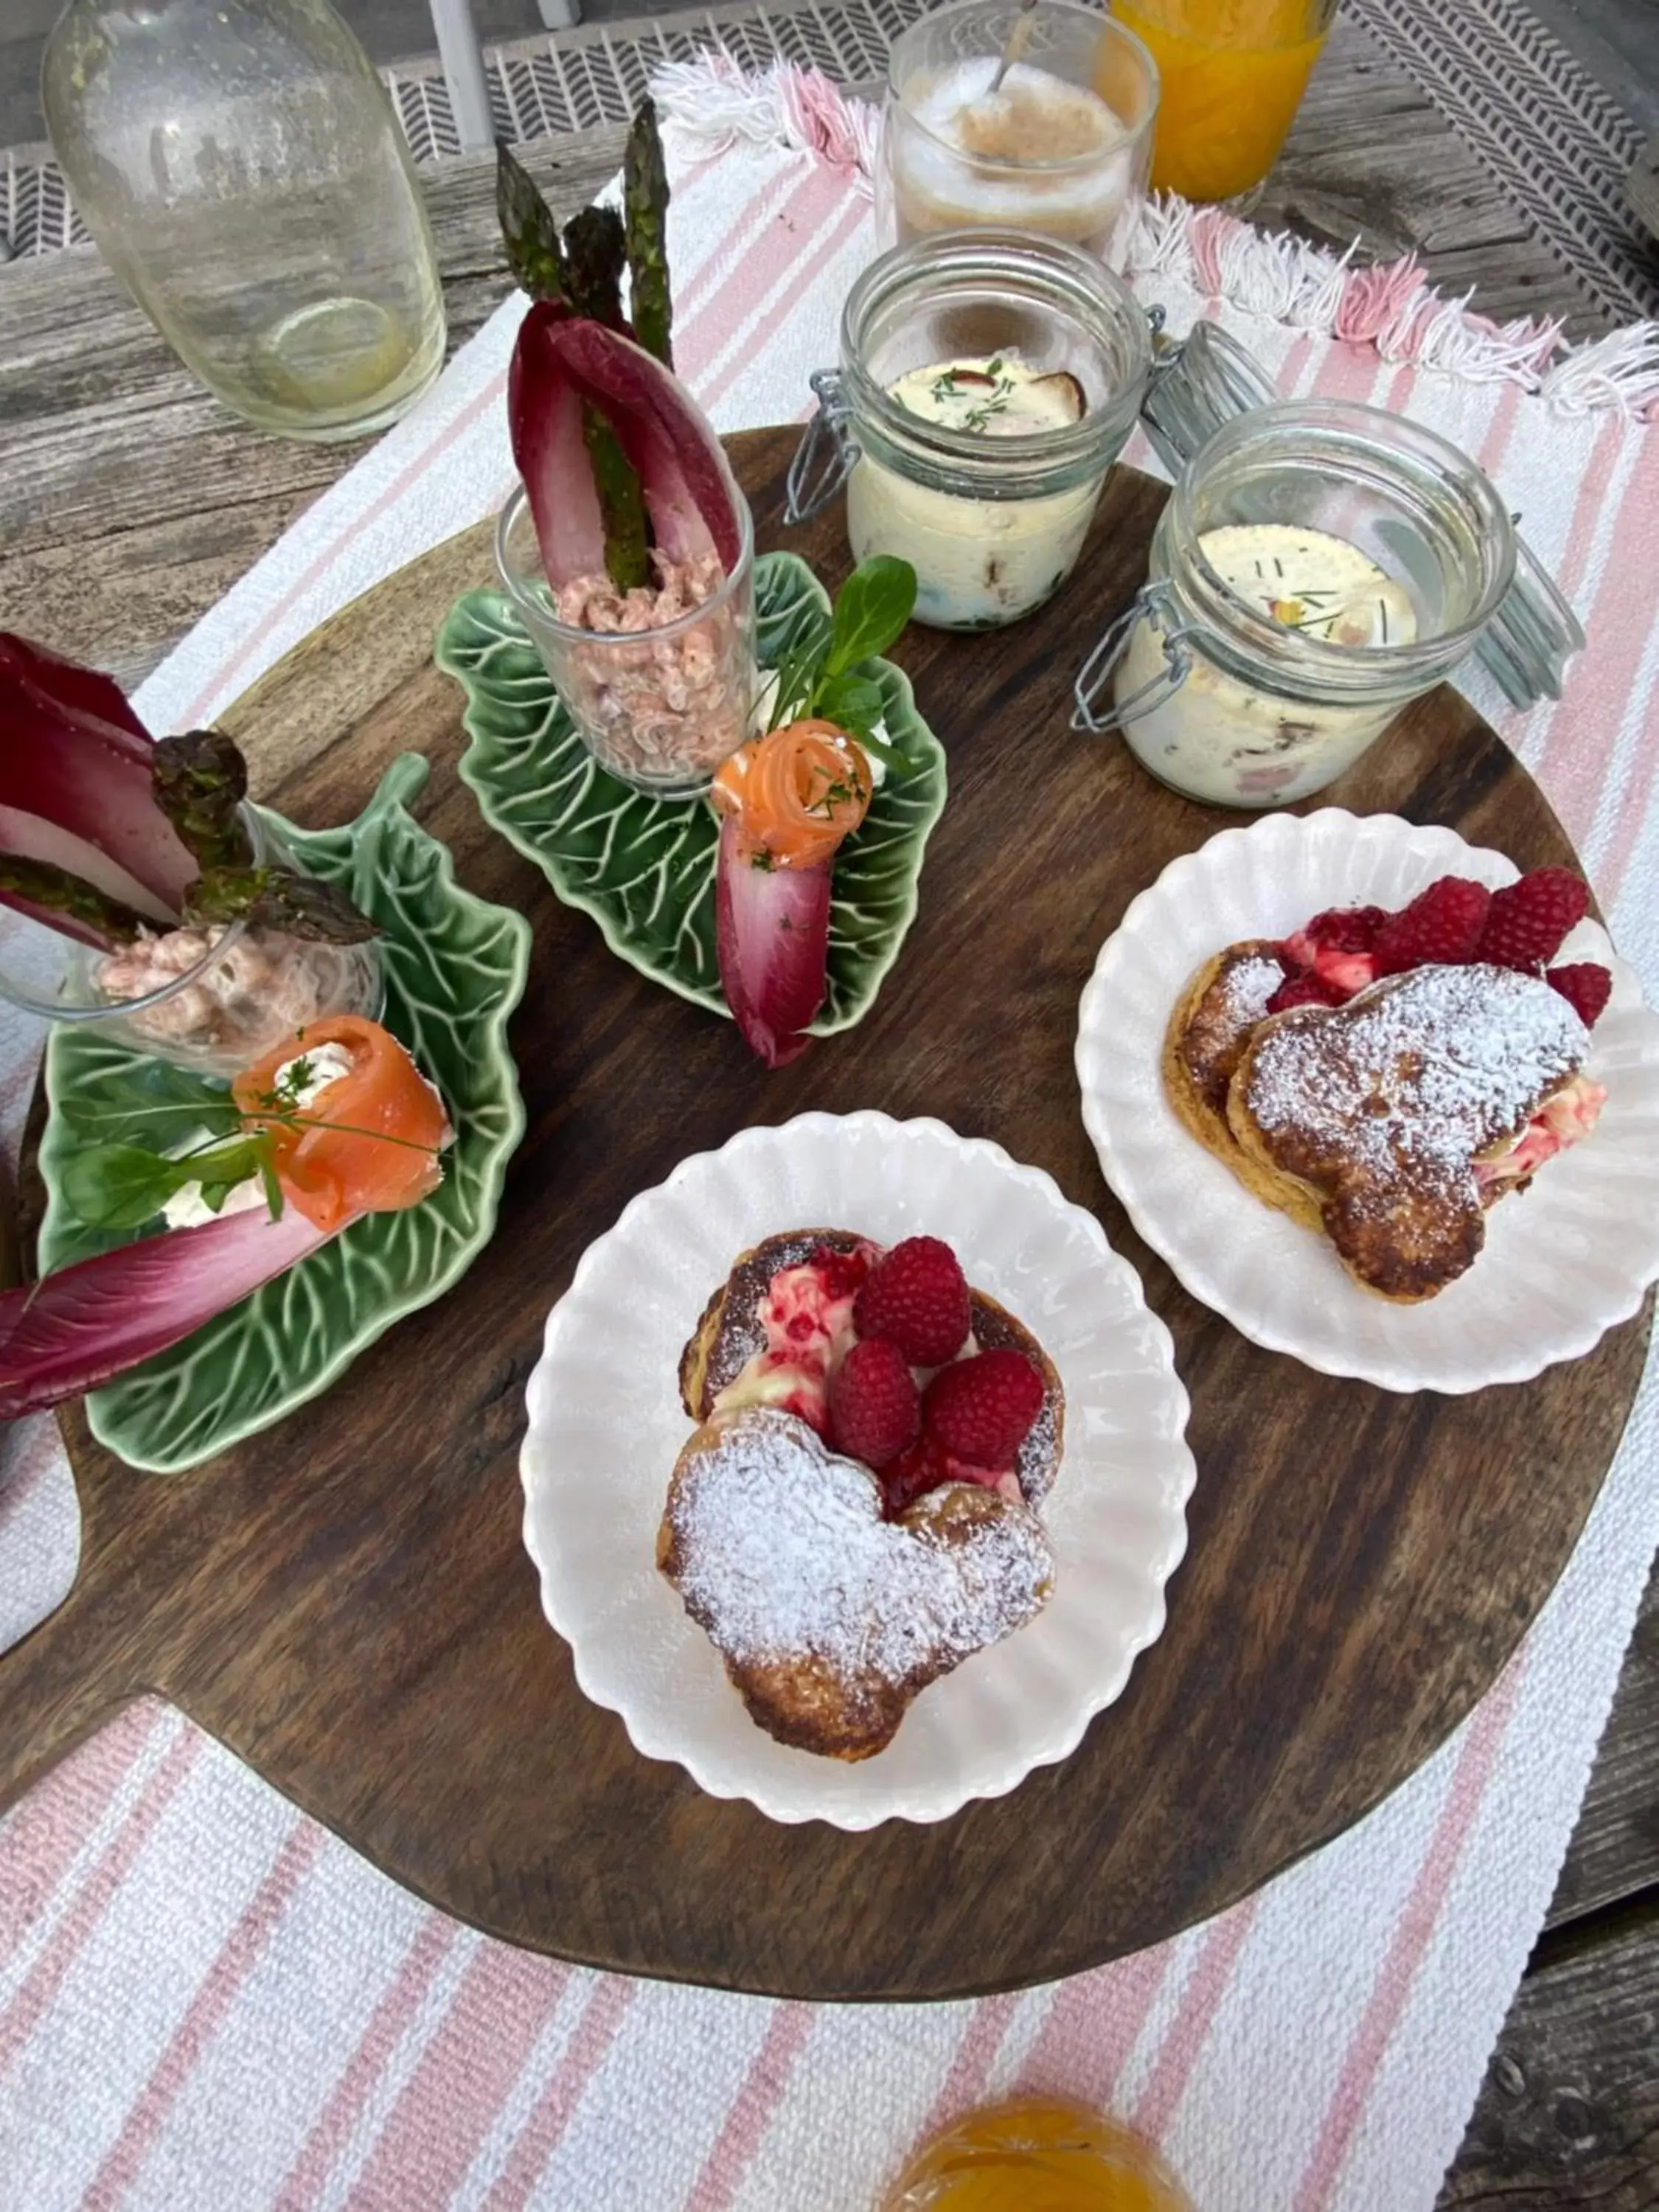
[1104,0,1333,202]
[880,2096,1196,2211]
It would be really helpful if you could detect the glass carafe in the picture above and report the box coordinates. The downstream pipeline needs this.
[43,0,448,442]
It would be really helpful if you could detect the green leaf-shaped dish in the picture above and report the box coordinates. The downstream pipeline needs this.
[35,756,532,1475]
[437,552,947,1028]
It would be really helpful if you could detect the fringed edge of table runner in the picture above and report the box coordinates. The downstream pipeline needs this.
[651,49,1659,421]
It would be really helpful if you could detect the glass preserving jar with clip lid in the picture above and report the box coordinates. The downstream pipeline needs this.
[787,229,1164,630]
[1071,365,1584,808]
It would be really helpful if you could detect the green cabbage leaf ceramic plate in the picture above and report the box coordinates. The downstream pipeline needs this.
[437,552,947,1029]
[35,755,531,1475]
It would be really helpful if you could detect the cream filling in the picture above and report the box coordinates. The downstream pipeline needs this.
[710,1260,864,1433]
[1472,1072,1607,1191]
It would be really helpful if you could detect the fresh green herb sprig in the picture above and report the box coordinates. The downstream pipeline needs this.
[922,358,1015,432]
[62,1128,282,1232]
[962,376,1015,433]
[60,1056,442,1234]
[764,557,919,774]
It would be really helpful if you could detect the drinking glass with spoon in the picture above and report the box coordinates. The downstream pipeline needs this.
[877,0,1161,271]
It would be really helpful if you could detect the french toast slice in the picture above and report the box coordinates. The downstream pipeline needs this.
[1161,939,1289,1175]
[678,1226,1065,1505]
[658,1406,1054,1760]
[1225,962,1590,1301]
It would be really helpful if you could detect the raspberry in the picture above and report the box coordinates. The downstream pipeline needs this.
[1474,868,1590,971]
[807,1242,873,1303]
[1283,905,1387,962]
[1371,877,1492,975]
[1267,972,1346,1014]
[827,1338,920,1470]
[1546,961,1613,1028]
[922,1349,1045,1469]
[854,1237,970,1368]
[878,1432,948,1517]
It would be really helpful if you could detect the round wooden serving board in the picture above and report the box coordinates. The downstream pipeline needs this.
[5,430,1649,2001]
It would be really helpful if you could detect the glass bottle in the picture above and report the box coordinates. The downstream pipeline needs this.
[42,0,448,442]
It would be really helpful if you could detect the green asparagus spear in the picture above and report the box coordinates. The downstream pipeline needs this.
[150,731,255,874]
[563,205,627,327]
[495,102,675,589]
[182,866,380,946]
[496,140,568,303]
[154,731,378,944]
[623,99,674,368]
[0,858,147,947]
[582,403,651,592]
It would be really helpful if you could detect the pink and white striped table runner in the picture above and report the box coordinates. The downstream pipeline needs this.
[3,63,1658,2211]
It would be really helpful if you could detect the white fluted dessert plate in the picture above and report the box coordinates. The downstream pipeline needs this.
[1076,809,1659,1392]
[520,1112,1194,1827]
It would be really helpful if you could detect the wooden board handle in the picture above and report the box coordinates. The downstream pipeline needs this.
[0,1564,139,1819]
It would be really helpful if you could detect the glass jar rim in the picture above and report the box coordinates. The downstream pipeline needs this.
[1,804,273,1026]
[888,0,1161,175]
[494,485,757,644]
[1163,397,1517,689]
[840,228,1151,478]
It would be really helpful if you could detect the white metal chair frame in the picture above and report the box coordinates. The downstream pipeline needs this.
[425,0,582,153]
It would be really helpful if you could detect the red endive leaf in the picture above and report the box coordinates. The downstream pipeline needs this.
[0,633,196,926]
[0,635,153,754]
[0,1204,331,1419]
[555,320,742,571]
[714,816,831,1068]
[507,305,609,587]
[507,307,742,586]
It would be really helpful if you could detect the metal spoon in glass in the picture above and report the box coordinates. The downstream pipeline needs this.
[987,0,1040,95]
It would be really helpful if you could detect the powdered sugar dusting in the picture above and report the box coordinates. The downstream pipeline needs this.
[1245,963,1588,1199]
[668,1408,1053,1683]
[1015,1391,1058,1503]
[1178,943,1289,1112]
[1217,952,1283,1027]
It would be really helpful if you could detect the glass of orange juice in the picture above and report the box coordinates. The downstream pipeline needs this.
[1102,0,1338,204]
[881,2096,1196,2211]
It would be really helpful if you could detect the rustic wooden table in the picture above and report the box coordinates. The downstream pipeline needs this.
[0,13,1655,2199]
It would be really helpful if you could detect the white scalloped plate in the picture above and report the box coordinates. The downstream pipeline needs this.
[520,1112,1194,1827]
[1076,809,1659,1393]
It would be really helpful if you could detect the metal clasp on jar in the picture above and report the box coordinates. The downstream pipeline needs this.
[1071,580,1196,735]
[785,369,861,526]
[1480,530,1586,707]
[1138,315,1278,476]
